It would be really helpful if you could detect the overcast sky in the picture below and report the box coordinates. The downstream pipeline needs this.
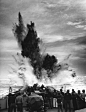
[0,0,86,79]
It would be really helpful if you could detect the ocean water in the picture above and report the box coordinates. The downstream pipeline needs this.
[0,84,86,99]
[0,87,21,98]
[0,75,86,98]
[0,78,23,98]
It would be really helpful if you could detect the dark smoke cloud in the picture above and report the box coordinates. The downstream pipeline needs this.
[13,12,74,79]
[12,12,26,48]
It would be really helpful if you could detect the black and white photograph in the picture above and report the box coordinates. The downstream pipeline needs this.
[0,0,86,112]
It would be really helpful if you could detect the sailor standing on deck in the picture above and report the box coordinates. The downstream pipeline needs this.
[22,92,29,111]
[81,90,86,108]
[15,92,23,112]
[57,92,63,112]
[64,90,71,112]
[8,87,16,112]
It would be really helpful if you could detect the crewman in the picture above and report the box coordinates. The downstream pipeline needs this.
[15,92,23,112]
[8,87,16,112]
[57,92,63,112]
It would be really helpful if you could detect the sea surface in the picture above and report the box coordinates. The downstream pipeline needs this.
[0,75,86,98]
[0,86,22,98]
[0,84,86,99]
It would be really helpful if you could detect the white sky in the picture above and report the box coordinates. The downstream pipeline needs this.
[0,0,86,81]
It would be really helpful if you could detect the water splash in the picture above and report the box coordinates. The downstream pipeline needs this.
[9,53,75,88]
[12,13,76,89]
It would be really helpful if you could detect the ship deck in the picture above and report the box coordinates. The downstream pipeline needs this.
[1,108,86,112]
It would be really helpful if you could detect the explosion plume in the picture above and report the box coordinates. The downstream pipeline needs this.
[12,12,76,86]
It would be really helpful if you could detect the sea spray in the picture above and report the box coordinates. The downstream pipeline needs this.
[11,12,77,89]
